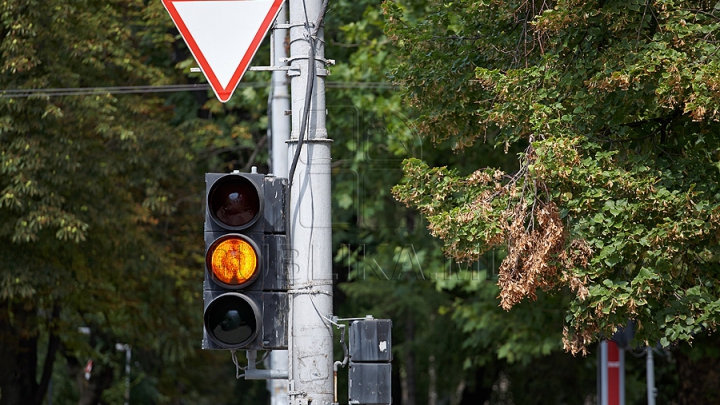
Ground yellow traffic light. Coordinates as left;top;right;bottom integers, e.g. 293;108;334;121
203;172;288;350
207;235;259;287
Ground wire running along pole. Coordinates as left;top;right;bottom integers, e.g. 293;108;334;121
287;0;330;188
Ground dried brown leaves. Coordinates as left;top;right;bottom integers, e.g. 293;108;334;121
497;200;566;310
562;326;596;356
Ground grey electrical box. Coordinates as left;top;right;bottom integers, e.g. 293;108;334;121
349;319;392;362
348;319;392;405
348;362;392;405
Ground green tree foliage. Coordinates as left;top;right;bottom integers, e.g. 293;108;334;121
389;0;720;356
326;2;487;402
328;1;599;403
0;0;201;403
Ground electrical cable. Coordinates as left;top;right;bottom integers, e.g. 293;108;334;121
339;323;348;367
0;83;217;98
230;349;271;379
287;0;330;188
301;0;310;29
0;81;394;98
308;295;334;332
627;346;648;358
306;293;341;327
255;350;271;364
231;350;246;379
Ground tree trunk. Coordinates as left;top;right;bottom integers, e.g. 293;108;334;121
401;317;416;405
0;301;57;405
458;366;495;405
450;380;466;405
675;347;720;405
428;355;437;405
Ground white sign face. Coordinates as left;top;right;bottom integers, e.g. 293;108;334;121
162;0;285;102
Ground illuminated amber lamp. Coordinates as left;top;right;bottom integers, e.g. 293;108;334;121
206;234;260;288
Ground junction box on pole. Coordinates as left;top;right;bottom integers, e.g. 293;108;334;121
348;319;393;405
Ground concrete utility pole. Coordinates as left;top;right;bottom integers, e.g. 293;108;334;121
268;3;290;405
287;0;333;403
646;346;656;405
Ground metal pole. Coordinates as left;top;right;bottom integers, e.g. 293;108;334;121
269;2;290;179
646;346;656;405
115;343;131;405
125;345;131;405
600;341;608;405
598;340;626;405
619;344;626;405
288;0;333;403
269;3;290;405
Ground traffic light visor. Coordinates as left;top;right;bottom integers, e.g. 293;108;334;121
208;175;261;229
207;235;259;288
204;293;260;348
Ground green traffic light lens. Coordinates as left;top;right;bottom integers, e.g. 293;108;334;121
208;175;261;229
204;293;260;348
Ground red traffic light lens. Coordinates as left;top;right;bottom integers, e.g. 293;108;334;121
207;235;260;288
208;175;261;229
204;293;260;348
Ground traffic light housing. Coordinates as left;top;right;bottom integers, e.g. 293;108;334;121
202;171;289;350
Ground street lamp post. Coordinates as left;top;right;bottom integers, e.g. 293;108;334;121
115;343;131;405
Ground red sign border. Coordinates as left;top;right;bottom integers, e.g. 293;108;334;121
162;0;285;102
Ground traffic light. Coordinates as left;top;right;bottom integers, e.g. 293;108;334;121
202;170;289;350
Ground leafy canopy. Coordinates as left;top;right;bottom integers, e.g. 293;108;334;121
389;0;720;353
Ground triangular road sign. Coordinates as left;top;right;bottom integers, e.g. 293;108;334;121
162;0;285;102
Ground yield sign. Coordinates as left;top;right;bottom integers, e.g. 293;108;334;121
162;0;285;102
